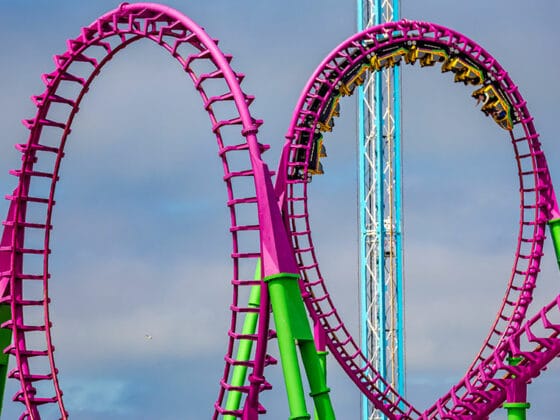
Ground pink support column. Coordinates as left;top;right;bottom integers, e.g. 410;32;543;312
504;352;530;420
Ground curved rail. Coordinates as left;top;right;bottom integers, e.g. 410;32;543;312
0;3;282;418
275;20;559;418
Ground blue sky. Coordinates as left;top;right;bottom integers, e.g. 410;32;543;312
0;1;559;419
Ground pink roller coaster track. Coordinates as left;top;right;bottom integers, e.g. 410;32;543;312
275;19;560;418
0;3;559;419
0;3;288;418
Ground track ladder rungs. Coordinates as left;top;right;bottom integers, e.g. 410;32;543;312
228;331;259;341
231;252;260;259
13;348;51;358
219;141;269;157
22;118;65;131
13;391;58;405
6;195;51;205
204;92;235;109
224;356;255;369
31;93;75;108
10;169;57;180
16;143;62;155
230;224;259;233
1;320;50;332
212;117;243;133
194;69;225;89
1;247;50;255
183;49;213;70
42;70;85;87
227;197;257;206
223;170;254;180
8;369;53;382
229;305;259;314
13;298;50;306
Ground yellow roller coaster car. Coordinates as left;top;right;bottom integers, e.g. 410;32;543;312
371;46;409;71
472;84;513;130
318;95;341;132
291;130;326;178
308;137;327;175
406;45;448;67
441;56;483;85
339;64;369;96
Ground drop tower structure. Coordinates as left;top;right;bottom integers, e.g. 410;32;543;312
357;1;405;419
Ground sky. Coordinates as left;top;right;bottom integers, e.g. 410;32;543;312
0;0;559;419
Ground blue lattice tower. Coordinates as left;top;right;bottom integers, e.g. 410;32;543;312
357;1;404;419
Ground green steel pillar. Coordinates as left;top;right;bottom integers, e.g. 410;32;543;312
265;272;335;420
316;350;328;385
504;402;530;420
549;218;560;269
313;350;329;420
313;323;329;420
0;304;11;415
300;341;332;420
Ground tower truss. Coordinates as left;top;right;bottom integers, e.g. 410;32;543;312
357;1;405;419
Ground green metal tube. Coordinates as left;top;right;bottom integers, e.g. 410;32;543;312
266;273;312;420
314;350;329;420
316;351;328;384
549;218;560;270
504;402;530;420
299;341;335;420
224;261;262;419
0;304;11;415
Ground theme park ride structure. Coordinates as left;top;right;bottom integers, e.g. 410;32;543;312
277;17;560;419
0;3;559;419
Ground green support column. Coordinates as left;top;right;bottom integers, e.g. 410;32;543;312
299;341;333;420
266;272;311;419
265;272;335;420
316;351;328;385
313;350;328;420
0;304;11;415
549;218;560;269
504;402;531;420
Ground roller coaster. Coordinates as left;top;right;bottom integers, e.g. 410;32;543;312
0;2;559;419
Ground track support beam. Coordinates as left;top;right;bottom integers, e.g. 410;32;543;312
548;218;560;269
503;356;530;420
0;304;11;416
504;402;530;420
265;273;335;420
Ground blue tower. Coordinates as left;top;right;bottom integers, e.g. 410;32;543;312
357;1;404;419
